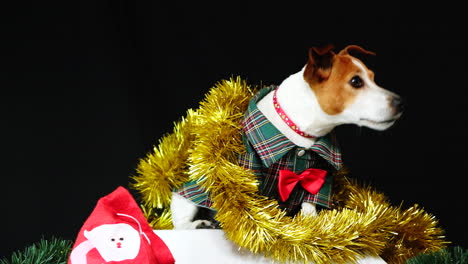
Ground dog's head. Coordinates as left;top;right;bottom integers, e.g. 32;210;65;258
303;45;403;130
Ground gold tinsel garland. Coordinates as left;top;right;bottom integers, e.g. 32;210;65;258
131;77;448;263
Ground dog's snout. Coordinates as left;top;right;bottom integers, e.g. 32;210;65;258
391;96;404;113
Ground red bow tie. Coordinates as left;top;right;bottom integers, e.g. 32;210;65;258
278;168;327;202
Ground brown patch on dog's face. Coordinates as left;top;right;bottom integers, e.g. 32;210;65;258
303;45;375;115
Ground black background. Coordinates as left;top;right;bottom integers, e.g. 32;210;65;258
1;1;467;257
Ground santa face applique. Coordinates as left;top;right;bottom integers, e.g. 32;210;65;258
84;223;141;262
70;223;142;263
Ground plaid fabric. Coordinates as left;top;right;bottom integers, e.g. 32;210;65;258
176;180;213;208
177;86;343;215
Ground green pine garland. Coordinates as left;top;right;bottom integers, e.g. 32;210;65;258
0;237;72;264
406;246;468;264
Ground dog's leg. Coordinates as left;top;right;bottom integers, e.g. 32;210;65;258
171;192;201;229
300;202;318;216
170;192;215;229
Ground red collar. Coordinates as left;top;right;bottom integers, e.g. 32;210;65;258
273;87;317;139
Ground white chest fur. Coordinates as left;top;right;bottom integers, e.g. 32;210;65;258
257;91;316;148
257;68;337;148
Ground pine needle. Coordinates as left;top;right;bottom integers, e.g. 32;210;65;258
1;237;72;264
406;246;468;264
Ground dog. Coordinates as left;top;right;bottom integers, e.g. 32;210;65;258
170;44;403;229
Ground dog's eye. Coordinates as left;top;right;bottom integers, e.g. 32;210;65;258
349;76;364;88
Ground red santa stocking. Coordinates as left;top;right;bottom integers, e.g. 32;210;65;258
68;186;174;264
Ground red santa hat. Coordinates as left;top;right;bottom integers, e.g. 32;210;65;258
68;186;174;264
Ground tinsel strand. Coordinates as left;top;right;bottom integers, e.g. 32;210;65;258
133;77;448;263
131;109;199;228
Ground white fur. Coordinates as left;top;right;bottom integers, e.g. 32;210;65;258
171;192;213;229
300;202;318;216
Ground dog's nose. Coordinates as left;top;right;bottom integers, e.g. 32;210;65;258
391;96;404;113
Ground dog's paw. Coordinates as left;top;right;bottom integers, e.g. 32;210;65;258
192;220;217;229
300;202;318;216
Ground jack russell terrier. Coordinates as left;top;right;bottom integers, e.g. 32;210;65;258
171;44;403;229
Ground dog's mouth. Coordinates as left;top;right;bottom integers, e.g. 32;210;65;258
359;117;397;125
358;113;402;130
360;112;403;125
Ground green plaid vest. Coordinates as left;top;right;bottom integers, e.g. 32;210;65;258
176;86;343;215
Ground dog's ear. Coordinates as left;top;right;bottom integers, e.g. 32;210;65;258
305;44;335;83
338;45;376;57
